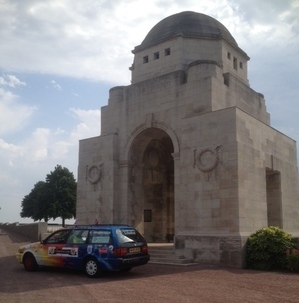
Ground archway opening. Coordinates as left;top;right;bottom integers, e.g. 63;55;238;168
128;128;174;242
266;168;282;228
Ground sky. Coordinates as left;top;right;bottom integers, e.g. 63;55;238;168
0;0;299;224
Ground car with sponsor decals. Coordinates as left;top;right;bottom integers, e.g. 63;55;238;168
16;224;150;277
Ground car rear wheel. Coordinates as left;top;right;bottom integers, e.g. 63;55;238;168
23;253;38;272
84;258;101;278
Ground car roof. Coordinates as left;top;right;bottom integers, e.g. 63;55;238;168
65;224;132;231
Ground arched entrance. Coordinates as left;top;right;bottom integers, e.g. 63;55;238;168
128;127;174;242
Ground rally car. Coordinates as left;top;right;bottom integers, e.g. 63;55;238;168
16;224;150;277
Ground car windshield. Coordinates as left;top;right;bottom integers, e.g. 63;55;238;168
116;228;145;244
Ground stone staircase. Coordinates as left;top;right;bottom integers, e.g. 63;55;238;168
148;243;194;266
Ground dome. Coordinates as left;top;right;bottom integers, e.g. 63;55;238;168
133;11;238;53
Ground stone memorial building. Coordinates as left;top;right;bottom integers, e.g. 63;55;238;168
76;11;299;267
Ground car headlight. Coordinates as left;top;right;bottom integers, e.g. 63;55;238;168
18;247;25;254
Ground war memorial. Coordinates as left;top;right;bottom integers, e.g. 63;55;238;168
75;11;299;267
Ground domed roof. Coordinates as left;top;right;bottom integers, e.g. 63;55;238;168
133;11;238;53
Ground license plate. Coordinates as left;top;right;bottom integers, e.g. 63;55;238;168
129;247;141;253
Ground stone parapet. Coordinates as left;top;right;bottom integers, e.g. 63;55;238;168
0;222;47;242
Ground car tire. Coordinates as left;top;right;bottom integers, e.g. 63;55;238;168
120;267;132;272
23;253;38;272
84;258;101;278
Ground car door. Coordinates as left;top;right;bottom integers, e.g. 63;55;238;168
38;229;71;268
63;229;90;269
87;229;115;270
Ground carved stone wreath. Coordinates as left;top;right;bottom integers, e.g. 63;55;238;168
196;148;219;172
88;164;102;184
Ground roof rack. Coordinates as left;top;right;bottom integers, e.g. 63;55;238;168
67;224;130;228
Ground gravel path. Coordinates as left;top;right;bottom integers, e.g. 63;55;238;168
1;231;299;303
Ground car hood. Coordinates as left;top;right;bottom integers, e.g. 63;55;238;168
19;242;40;251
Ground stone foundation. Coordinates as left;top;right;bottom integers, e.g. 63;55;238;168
175;234;248;267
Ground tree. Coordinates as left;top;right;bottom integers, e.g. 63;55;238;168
20;181;54;222
20;165;77;226
46;165;77;226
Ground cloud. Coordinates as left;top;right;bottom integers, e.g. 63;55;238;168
0;88;36;136
0;128;50;171
0;106;101;169
0;106;102;223
227;0;299;51
0;0;241;84
69;108;101;141
0;138;24;160
0;74;27;88
50;80;62;90
26;128;51;161
0;0;296;86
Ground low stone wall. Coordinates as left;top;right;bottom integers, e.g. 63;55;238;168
175;234;248;268
0;222;47;242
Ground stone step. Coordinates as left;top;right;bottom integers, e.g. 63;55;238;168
148;244;194;266
150;257;194;265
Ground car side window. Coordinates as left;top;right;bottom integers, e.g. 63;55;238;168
45;230;71;244
67;230;89;244
88;230;113;245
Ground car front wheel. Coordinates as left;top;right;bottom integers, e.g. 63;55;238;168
23;253;38;272
84;258;100;278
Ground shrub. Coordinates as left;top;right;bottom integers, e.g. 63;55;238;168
285;253;299;272
246;226;297;270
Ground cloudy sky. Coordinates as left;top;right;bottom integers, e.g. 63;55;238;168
0;0;299;224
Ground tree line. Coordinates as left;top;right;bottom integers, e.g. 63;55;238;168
20;165;76;226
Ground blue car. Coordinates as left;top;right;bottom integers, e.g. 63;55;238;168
16;224;150;277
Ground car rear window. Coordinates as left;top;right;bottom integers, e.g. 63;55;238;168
89;230;112;245
116;228;145;244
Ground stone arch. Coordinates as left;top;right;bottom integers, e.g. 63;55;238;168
126;126;176;242
124;121;180;161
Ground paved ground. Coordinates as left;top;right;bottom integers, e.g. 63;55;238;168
1;230;299;303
